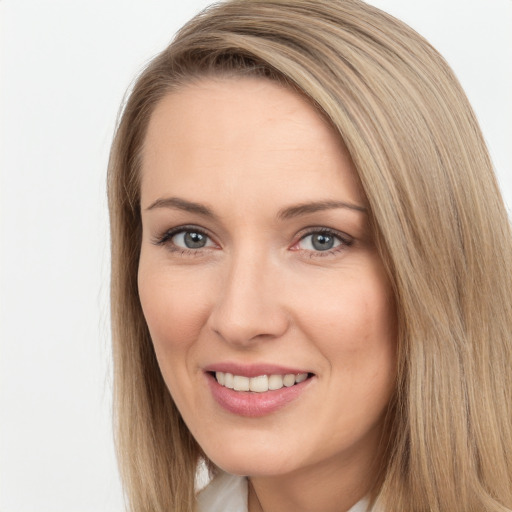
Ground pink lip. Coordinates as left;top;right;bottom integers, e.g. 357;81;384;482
203;362;311;378
204;364;315;418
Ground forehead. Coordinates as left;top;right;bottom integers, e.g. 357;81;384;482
140;77;364;210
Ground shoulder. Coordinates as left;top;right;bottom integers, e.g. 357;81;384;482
196;471;248;512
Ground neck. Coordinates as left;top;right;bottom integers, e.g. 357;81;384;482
248;479;264;512
247;440;383;512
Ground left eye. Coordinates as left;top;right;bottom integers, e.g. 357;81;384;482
171;230;215;249
297;232;344;251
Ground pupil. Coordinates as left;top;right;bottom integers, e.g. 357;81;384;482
312;233;334;251
184;232;206;248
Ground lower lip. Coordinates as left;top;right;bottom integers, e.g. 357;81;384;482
206;373;314;417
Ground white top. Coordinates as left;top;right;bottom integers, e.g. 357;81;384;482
196;471;371;512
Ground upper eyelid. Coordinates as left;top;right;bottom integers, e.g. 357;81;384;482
152;225;352;248
292;229;353;260
152;225;215;246
296;226;352;242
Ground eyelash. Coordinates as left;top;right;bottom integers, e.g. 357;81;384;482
152;225;353;258
152;225;215;256
293;227;353;258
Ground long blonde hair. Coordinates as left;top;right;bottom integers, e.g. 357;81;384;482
107;1;512;511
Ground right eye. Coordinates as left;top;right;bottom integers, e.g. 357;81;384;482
171;230;214;249
153;226;217;253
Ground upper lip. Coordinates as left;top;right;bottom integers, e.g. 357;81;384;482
203;362;313;378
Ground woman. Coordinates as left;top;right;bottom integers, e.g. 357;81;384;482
107;1;512;511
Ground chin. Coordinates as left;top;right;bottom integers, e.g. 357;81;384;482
213;459;293;478
203;440;304;478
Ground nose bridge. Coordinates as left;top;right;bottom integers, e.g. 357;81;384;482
208;244;288;346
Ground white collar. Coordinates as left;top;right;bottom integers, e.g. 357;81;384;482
196;471;372;512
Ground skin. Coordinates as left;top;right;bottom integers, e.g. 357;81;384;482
138;77;397;512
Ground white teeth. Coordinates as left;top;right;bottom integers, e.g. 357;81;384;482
268;374;284;390
295;373;308;383
249;375;268;393
224;372;234;389
233;375;250;391
214;372;309;392
283;374;296;387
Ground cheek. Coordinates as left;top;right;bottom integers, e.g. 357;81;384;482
137;264;211;355
295;268;397;384
300;277;394;343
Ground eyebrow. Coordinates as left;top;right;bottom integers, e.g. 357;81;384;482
277;200;367;220
145;196;367;220
145;197;217;218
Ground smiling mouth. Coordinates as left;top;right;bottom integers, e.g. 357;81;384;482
210;371;314;392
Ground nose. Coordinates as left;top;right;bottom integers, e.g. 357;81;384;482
207;250;290;347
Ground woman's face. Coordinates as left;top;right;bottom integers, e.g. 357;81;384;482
138;77;397;479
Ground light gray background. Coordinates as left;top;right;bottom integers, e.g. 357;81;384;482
1;1;510;511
